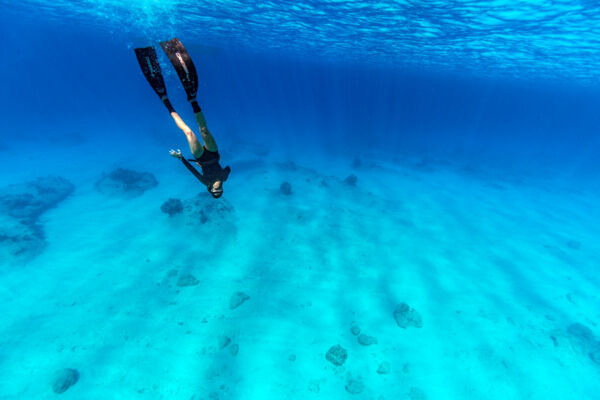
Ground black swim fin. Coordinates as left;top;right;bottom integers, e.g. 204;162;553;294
160;38;198;101
134;46;168;99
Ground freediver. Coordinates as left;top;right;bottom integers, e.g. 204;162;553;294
134;38;230;199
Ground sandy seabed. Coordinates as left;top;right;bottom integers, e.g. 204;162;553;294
0;139;598;400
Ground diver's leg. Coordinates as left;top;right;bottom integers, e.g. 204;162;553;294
168;106;204;158
190;100;218;152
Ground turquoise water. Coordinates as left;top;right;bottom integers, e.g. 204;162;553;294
1;1;599;399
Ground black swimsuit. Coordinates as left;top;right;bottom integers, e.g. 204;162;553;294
195;147;222;177
181;147;231;187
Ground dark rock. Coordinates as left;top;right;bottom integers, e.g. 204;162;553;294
357;334;378;346
377;361;390;374
176;273;199;287
0;176;74;222
344;174;358;186
229;292;250;309
566;240;581;250
394;302;423;329
160;198;183;217
182;193;234;226
218;335;231;349
0;177;74;262
589;342;600;365
280;181;292;195
51;368;79;394
229;344;239;356
567;323;595;346
288;354;296;362
345;378;364;394
350;324;360;336
95;168;158;198
325;344;347;366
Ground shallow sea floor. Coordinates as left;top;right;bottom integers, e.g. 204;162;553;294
0;141;599;400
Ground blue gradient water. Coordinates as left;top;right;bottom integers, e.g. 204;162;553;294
1;1;599;399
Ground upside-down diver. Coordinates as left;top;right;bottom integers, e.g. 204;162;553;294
134;38;231;199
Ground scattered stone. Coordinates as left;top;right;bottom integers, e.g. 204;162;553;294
308;380;320;393
95;168;158;198
566;322;600;365
325;344;348;366
230;292;250;309
402;363;411;374
377;362;390;374
280;181;292;195
51;368;79;394
182;193;234;226
350;324;360;336
344;174;358;186
567;323;595;347
288;354;296;362
345;378;364;394
218;335;231;349
160;198;184;217
0;176;74;221
358;334;378;346
176;273;199;287
566;240;581;250
0;176;74;262
229;344;239;356
589;342;600;365
408;387;427;400
394;302;423;329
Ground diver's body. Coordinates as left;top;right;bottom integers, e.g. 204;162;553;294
166;101;229;198
134;38;230;198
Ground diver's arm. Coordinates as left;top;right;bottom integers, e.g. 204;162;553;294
179;155;210;186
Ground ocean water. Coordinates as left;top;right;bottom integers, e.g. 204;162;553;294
1;1;600;399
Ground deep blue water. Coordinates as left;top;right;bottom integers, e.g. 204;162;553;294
2;1;600;178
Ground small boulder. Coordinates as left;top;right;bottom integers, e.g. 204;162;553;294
95;168;158;198
229;344;239;356
357;334;377;346
344;174;358;186
377;361;390;374
345;378;364;394
176;273;199;287
218;335;231;349
325;344;347;366
350;324;360;336
589;342;600;365
51;368;79;394
394;302;423;329
160;198;183;217
280;181;292;195
230;292;250;309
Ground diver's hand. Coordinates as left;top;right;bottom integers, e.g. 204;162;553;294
169;149;183;159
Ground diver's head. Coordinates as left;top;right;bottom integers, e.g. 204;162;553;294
209;180;223;198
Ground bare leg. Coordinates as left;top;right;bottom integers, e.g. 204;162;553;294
169;111;204;158
191;103;218;152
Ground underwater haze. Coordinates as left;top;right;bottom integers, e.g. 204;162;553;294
1;1;599;399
